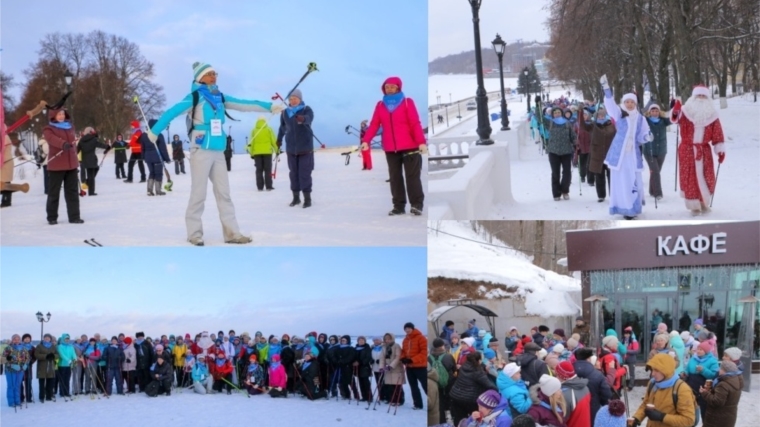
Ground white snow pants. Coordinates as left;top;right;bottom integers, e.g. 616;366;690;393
186;148;244;241
193;377;214;394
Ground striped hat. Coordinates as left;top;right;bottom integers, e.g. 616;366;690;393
193;61;215;82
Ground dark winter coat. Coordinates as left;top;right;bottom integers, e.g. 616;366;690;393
43;109;79;172
582;119;616;174
140;120;170;164
572;323;590;347
171;138;185;160
134;340;154;370
326;343;340;367
354;343;373;378
532;332;547;348
546;120;576;155
277;105;314;155
573;360;611;427
34;343;58;379
112;139;128;163
516;352;549;388
336;344;355;367
701;372;743;427
642;117;671;158
151;360;173;381
102;345;125;369
298;359;322;399
449;361;496;403
77;133;109;169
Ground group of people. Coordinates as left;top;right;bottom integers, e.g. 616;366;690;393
2;323;429;414
429;316;744;427
529;80;725;219
2;62;428;243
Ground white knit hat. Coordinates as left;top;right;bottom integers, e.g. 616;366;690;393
539;374;561;396
502;362;521;378
537;348;548;360
647;104;661;112
724;347;742;361
461;337;475;347
621;93;637;104
553;344;565;354
602;335;619;349
192;61;216;82
680;331;691;341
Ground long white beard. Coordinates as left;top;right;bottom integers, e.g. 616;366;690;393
682;97;718;127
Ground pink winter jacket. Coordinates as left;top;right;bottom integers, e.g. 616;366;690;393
362;76;426;153
269;364;287;389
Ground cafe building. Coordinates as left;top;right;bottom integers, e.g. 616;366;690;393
566;221;759;380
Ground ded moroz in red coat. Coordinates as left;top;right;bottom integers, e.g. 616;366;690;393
670;91;725;211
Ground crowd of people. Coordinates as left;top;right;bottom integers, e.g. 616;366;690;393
428;316;745;427
528;80;725;219
1;322;429;414
2;64;429;239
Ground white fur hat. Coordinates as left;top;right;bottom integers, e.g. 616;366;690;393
537;348;548;360
621;93;638;104
692;85;710;97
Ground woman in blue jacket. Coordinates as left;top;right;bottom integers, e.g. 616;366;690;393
146;61;283;246
496;363;532;417
276;89;315;208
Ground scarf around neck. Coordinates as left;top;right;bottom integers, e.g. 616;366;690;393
198;85;223;111
286;102;305;118
650;374;678;390
42;341;53;348
383;92;405;113
51;121;72;130
551;117;568;126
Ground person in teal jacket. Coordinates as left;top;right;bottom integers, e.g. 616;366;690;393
56;334;77;397
685;342;718;380
146;61;284;246
496;363;532;417
606;329;627;364
669;333;687;377
192;357;213;394
642;104;671;200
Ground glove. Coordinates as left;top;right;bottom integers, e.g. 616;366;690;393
276;141;282;150
645;408;665;422
599;74;610;91
270;104;285;114
419;144;428;154
146;130;158;143
63;142;73;151
627;418;641;427
46;353;55;360
670;98;676;109
718;152;725;164
401;358;412;365
295;115;305;124
360;142;369;151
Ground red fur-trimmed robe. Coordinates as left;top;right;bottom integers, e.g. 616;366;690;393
671;105;725;210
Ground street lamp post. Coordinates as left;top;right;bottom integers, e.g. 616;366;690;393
524;69;531;113
468;0;493;145
492;34;510;131
35;311;52;341
64;69;74;121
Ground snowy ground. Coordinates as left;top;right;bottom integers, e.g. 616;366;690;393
0;371;424;427
0;148;427;246
626;373;760;427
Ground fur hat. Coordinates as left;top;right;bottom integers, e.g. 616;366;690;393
692;84;710;97
680;331;691;341
524;342;541;353
21;333;32;342
192;61;215;82
575;348;593;361
555;361;576;381
723;347;742;361
720;360;738;373
538;374;561;396
657;323;668;333
602;335;619;349
476;389;502;410
621;93;638;104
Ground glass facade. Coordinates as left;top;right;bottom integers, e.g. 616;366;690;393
589;264;760;359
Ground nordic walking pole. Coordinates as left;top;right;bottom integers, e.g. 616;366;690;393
675;125;679;192
367;371;385;410
132;95;173;187
710;163;721;207
272;92;326;149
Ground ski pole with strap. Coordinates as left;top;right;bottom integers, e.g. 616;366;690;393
132;96;172;185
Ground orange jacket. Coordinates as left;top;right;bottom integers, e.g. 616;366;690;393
128;130;142;154
400;329;427;368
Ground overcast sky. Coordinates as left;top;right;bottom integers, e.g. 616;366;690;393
1;0;427;152
429;1;551;61
1;247;426;339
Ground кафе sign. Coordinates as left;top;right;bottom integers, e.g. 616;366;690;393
566;221;760;271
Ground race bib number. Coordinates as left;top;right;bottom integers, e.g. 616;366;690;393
210;119;222;136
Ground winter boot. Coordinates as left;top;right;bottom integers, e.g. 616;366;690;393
225;235;252;244
302;192;312;208
289;191;301;207
155;180;166;196
388;207;405;216
188;237;204;246
0;190;11;208
410;206;422;216
147;179;154;196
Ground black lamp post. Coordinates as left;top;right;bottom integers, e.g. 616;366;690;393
64;69;73;120
524;69;531;113
468;0;493;145
492;34;510;131
36;311;52;341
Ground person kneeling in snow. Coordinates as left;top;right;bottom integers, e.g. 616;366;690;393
192;356;213;394
244;354;266;395
145;61;283;246
298;352;326;400
146;355;173;397
268;354;288;398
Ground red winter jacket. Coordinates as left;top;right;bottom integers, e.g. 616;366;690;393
128;129;142;154
42;109;79;172
210;358;233;380
361;77;425;153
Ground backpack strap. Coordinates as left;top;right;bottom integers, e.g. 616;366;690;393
220;94;239;122
188;90;200;137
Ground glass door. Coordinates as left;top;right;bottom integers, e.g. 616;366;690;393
620;298;646;349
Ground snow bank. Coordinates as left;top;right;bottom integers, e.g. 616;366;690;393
428;221;581;316
1;150;427;246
